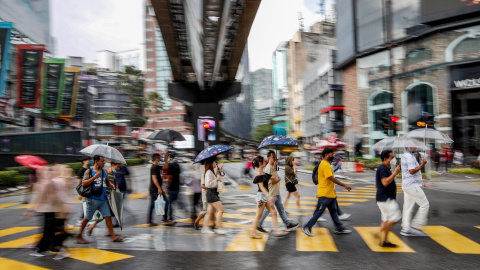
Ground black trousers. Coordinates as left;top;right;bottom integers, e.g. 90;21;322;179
36;213;70;252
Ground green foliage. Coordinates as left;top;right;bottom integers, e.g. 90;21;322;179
355;158;382;170
125;158;148;166
147;91;165;113
251;123;273;142
100;112;118;120
217;159;243;163
449;168;480;175
64;162;83;173
4;166;31;175
0;171;25;188
115;65;147;127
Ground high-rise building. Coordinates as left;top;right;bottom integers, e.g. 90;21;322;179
143;0;192;134
251;68;273;129
272;42;289;116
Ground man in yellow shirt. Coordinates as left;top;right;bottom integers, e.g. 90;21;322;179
303;148;352;236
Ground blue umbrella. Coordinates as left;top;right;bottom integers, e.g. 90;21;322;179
257;135;300;150
194;144;234;164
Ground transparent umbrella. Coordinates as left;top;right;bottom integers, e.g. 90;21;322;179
80;144;126;164
371;136;430;152
405;127;453;144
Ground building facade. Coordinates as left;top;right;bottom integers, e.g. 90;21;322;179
251;68;273;129
336;0;480;157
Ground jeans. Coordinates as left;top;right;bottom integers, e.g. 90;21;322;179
402;186;429;231
259;195;291;227
148;193;169;223
305;197;343;230
167;190;186;221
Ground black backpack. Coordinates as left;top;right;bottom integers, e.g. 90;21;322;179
312;163;319;185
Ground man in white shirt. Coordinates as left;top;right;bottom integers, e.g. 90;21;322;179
400;147;429;236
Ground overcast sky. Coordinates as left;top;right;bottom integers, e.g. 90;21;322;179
51;0;333;71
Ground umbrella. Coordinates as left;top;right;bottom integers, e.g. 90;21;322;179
194;144;233;164
257;135;300;150
148;129;186;142
80;144;126;164
108;190;124;229
14;155;48;170
405;127;453;144
371;136;430;152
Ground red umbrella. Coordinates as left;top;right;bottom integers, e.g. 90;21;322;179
14;155;48;170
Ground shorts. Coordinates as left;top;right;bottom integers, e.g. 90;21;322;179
377;199;401;222
206;188;220;203
256;192;268;202
85;197;111;220
286;182;297;193
200;190;208;214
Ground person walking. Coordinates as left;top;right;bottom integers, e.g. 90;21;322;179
283;156;301;208
302;148;352;237
115;164;132;198
75;155;124;243
164;152;187;222
251;156;288;239
201;157;228;235
258;151;298;232
75;157;91;226
453;149;464;168
374;150;402;247
194;162;210;230
400;147;429;236
147;153;173;226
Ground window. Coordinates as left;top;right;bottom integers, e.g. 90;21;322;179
147;58;153;62
146;38;152;42
453;37;480;55
355;0;385;52
175;106;183;110
407;83;434;127
369;91;393;132
406;48;432;66
372;92;392;105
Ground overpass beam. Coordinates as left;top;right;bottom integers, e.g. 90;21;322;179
168;81;241;106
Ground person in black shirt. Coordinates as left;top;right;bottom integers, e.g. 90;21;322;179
375;150;401;247
147;153;173;226
164;153;187;222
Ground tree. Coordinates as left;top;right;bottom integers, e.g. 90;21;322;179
116;65;147;127
100;112;118;120
251;123;273;142
147;91;165;113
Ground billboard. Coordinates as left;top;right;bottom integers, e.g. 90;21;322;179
193;103;220;150
58;68;79;118
16;44;44;107
41;58;65;114
421;0;480;24
0;22;13;97
0;0;50;46
74;79;88;120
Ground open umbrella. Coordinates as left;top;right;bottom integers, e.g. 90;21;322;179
148;129;186;142
80;144;126;164
257;135;300;150
108;190;124;229
14;155;48;170
194;145;233;164
371;135;430;152
405;127;453;144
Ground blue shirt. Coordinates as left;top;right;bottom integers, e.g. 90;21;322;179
401;151;422;190
89;167;107;201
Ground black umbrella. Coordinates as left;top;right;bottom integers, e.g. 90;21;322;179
148;129;186;142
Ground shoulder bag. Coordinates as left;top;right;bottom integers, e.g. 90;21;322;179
285;175;299;185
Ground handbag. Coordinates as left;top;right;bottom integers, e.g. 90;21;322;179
285;176;298;185
76;169;93;197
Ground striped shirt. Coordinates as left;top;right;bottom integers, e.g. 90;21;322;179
401;151;422;189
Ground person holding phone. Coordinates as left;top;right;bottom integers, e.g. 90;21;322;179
201;157;228;235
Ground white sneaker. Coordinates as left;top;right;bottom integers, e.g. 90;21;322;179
317;217;327;222
214;228;229;235
339;213;351;220
201;228;215;234
30;251;45;257
53;248;71;260
409;227;429;236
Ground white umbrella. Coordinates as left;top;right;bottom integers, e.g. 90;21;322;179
405;127;453;144
80;144;126;164
371;136;430;152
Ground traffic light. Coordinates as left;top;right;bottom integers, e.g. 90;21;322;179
381;117;390;135
202;122;210;140
390;116;399;135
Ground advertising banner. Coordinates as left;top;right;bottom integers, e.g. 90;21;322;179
0;98;15;120
0;22;13;97
41;58;65;114
16;44;44;107
58;68;79;118
74;79;87;120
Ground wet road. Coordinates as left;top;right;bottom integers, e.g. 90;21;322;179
0;162;479;269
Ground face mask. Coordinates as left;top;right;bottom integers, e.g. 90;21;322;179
390;158;397;168
113;169;117;173
88;161;93;166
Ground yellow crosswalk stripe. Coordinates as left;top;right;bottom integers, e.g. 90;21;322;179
336;194;376;198
65;248;134;264
235;185;252;191
286;203;352;210
223;212;272;221
476;226;480;229
422;226;480;254
126;192;148;200
174;219;248;229
290;199;366;205
225;228;269;251
0;257;51;270
0;202;21;209
16;204;34;209
0;233;42;248
235;208;311;216
297;182;316;187
467;181;480;184
0;227;39;237
354;227;415;253
296;228;338;252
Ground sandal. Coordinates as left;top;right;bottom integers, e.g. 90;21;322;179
112;236;125;242
250;234;262;239
74;236;91;244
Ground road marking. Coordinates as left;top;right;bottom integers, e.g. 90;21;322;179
422;226;480;254
0;257;51;270
297;182;316;187
467;181;480;184
0;202;21;209
286;203;352;209
0;227;39;237
235;185;252;191
355;227;415;253
476;226;480;230
336;198;368;202
296;228;338;252
15;204;34;209
0;233;42;248
132;223;172;228
225;228;269;251
223;212;272;222
175;219;249;229
126;192;148;200
336;194;376;198
65;248;134;264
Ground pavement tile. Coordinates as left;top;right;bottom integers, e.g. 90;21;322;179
296;228;338;252
354;227;415;253
0;257;51;270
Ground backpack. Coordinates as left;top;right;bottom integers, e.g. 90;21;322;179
312;163;319;185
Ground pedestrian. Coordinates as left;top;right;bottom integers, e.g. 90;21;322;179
283;156;301;208
302;147;352;237
443;147;453;170
75;155;124;243
258;151;298;233
163;151;187;222
251;155;288;239
453;149;463;168
242;157;253;181
189;163;203;222
400;147;429;236
115;164;132;198
194;162;210;230
333;152;343;172
374;150;402;247
433;148;441;172
201;157;228;234
75;157;91;226
147;153;173;226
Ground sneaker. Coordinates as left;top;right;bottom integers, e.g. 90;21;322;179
400;229;415;236
286;222;299;231
316;217;327;222
53;248;71;260
381;242;398;248
338;213;351;220
201;228;215;234
214;228;229;235
334;228;352;234
30;251;45;257
409;227;429;236
257;226;267;233
302;226;314;237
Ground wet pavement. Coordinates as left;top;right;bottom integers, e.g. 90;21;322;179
0;162;479;269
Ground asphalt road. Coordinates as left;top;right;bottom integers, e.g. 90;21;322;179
0;162;479;269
